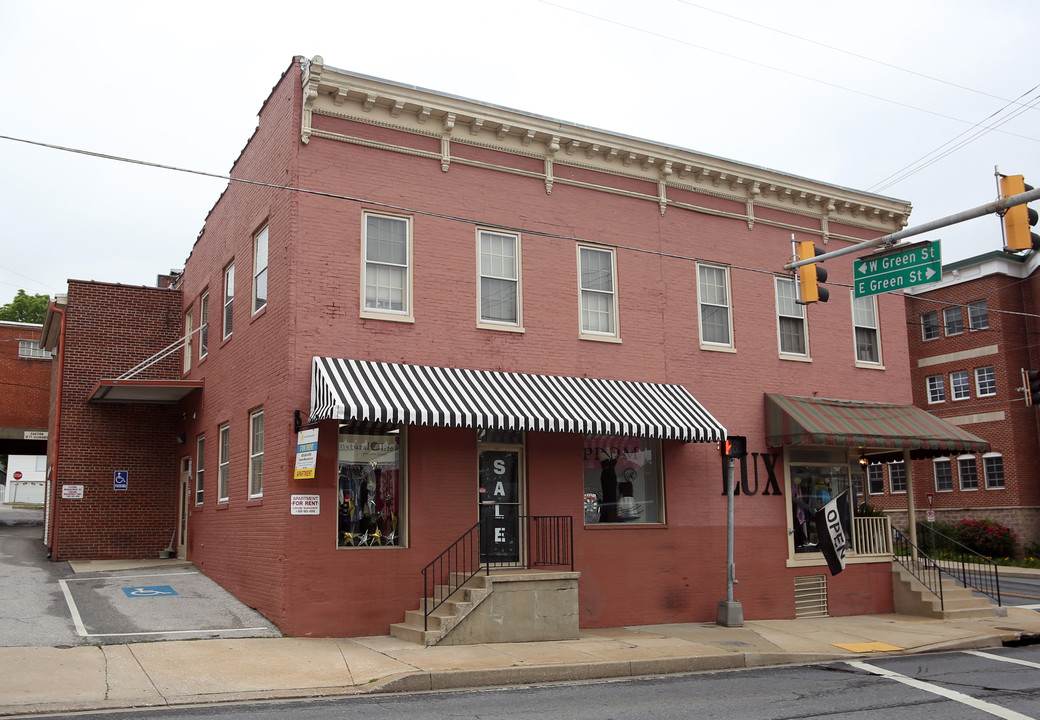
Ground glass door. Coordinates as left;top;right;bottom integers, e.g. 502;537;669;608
478;447;523;565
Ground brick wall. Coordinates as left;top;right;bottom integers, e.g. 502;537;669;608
0;322;50;431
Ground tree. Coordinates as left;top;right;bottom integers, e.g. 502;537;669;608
0;290;50;324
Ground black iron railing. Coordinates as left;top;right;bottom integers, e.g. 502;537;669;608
420;515;573;632
892;526;945;611
916;522;1001;606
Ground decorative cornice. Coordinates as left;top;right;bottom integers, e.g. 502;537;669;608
300;56;912;235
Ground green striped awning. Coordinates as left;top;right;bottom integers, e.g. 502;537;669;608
765;393;990;457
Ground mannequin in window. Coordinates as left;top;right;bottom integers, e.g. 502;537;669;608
598;448;618;522
618;467;638;521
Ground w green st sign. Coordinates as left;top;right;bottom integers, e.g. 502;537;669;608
854;240;942;298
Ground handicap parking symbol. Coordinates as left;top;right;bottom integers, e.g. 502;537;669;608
113;470;128;491
122;585;178;597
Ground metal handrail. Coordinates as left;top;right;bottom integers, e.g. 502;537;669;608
420;515;573;632
892;526;944;611
915;522;1001;606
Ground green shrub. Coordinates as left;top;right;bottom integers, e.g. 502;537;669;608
954;518;1016;558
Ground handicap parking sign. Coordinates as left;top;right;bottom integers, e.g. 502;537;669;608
122;585;178;598
114;470;128;491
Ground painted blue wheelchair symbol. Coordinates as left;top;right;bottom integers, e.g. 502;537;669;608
122;585;178;597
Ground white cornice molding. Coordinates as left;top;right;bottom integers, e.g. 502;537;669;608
300;56;911;235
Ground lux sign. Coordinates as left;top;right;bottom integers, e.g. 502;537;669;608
721;452;783;496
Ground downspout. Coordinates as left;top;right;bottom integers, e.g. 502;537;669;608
45;300;67;560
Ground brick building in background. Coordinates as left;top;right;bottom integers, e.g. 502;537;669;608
41;55;994;640
0;321;50;471
889;251;1040;548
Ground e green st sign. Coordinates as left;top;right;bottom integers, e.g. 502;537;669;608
854;241;942;298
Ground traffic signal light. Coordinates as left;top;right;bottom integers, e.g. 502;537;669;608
1023;369;1040;407
796;241;829;303
1001;175;1039;252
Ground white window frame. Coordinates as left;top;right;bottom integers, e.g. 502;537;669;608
248;409;264;499
199;292;209;359
253;224;268;314
477;229;523;330
361;212;413;321
958;455;978;490
867;464;884;495
195;435;205;505
950;370;971;401
933;457;953;492
983;453;1005;489
926;374;945;404
852;294;881;365
218;424;230;503
888;461;906;494
968;300;989;330
183;309;193;373
577;244;619;341
975;366;996;397
18;339;51;359
943;306;963;336
223;264;235;340
921;310;939;341
775;277;808;358
697;263;733;349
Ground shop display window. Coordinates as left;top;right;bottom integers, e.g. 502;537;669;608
789;449;850;554
337;428;402;547
583;436;662;524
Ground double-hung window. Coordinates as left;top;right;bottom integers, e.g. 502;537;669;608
926;375;945;404
478;230;521;328
852;295;880;364
943;306;963;335
921;311;939;340
218;424;230;503
363;213;411;319
975;366;996;396
578;245;618;339
184;310;193;373
195;435;205;505
934;458;953;491
199;292;209;359
775;277;807;356
223;264;235;339
867;464;884;495
968;300;989;330
697;264;732;348
253;225;268;313
958;456;978;490
249;409;264;498
950;370;971;400
888;461;906;493
983;453;1005;489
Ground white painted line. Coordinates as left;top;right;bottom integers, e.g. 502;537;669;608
78;627;272;638
1012;603;1040;610
62;570;199;582
964;649;1040;670
57;579;88;637
847;660;1034;720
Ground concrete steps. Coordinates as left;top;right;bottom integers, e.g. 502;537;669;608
892;563;998;619
390;573;493;646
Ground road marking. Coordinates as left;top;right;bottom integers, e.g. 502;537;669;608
964;649;1040;670
57;579;88;637
847;660;1034;720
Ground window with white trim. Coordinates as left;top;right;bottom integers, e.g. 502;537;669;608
958;456;978;490
253;225;268;313
697;264;732;347
199;292;209;359
921;311;939;341
934;458;953;491
195;435;205;505
223;264;235;339
983;453;1005;489
249;410;264;498
867;464;884;494
968;300;989;330
478;230;521;327
926;375;945;404
889;461;906;493
775;277;806;356
218;424;230;503
363;213;411;317
852;294;880;364
578;245;618;338
183;309;193;373
975;366;996;396
950;370;970;400
943;306;963;335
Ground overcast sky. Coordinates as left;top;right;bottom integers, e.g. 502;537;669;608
1;0;1037;308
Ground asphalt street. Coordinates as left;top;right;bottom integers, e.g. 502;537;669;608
0;506;281;647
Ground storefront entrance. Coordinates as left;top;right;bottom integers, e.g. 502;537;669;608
477;437;524;565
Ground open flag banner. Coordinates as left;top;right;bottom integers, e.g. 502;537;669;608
814;490;851;576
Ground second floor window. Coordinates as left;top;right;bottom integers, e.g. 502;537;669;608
697;264;732;347
249;410;264;498
184;310;193;373
975;366;996;396
18;340;51;359
950;370;970;400
921;311;939;340
199;292;209;359
253;225;268;313
927;375;945;404
196;435;205;505
578;245;617;338
478;230;521;327
363;213;410;317
968;300;989;330
223;264;235;339
943;306;963;335
775;278;806;356
852;295;880;363
218;424;230;502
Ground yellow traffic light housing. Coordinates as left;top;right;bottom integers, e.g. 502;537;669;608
1001;174;1039;252
796;241;829;303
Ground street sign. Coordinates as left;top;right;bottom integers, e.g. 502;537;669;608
854;240;941;298
114;470;128;491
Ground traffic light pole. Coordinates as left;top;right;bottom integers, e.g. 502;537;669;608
783;186;1040;271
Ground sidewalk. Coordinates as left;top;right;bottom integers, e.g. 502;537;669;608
4;608;1040;717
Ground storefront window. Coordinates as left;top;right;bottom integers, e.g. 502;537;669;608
337;429;402;547
789;449;850;554
583;436;662;524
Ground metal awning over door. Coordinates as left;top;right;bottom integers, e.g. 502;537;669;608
310;357;725;442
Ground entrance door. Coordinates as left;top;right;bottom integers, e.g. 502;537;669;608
478;447;523;565
177;457;190;559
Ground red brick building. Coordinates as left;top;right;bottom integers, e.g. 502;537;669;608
0;320;51;459
42;56;992;639
894;251;1040;547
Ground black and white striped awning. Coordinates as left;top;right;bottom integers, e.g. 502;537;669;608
310;357;725;442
